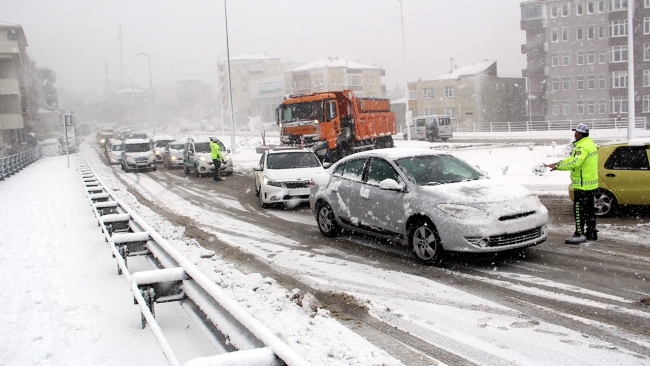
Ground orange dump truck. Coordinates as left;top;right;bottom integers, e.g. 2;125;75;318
276;90;397;162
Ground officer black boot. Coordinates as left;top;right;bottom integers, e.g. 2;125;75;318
586;229;598;241
565;232;586;245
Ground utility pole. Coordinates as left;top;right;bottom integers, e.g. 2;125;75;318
399;0;411;141
627;2;635;139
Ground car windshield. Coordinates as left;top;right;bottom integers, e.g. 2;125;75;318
395;155;484;185
129;134;148;139
280;100;323;123
266;152;321;169
194;142;211;153
124;143;151;153
169;143;184;150
111;144;122;151
155;140;173;147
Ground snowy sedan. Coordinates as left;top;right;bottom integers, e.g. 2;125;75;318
310;148;548;265
254;148;326;209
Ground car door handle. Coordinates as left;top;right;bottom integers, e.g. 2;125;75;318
605;173;615;177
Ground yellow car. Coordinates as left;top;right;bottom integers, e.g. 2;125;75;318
569;138;650;216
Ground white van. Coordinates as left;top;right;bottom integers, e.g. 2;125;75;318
404;115;453;142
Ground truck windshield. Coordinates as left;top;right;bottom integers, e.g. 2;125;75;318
124;143;151;153
281;101;323;123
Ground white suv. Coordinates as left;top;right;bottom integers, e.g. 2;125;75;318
120;139;157;172
254;148;326;208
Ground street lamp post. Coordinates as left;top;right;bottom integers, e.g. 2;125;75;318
217;53;226;134
224;0;236;153
137;53;156;136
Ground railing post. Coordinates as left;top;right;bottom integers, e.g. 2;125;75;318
0;158;5;180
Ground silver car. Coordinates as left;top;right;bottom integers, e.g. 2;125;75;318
309;149;549;265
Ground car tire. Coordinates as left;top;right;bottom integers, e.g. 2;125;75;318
184;166;190;175
594;189;617;217
152;167;157;172
316;201;341;237
409;219;443;266
441;137;449;142
258;189;270;208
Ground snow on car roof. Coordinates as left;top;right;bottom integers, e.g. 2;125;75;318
124;138;150;144
267;147;312;154
152;135;174;141
343;148;451;161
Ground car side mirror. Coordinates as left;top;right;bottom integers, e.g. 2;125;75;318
253;166;262;172
227;148;231;153
379;179;403;191
322;162;332;169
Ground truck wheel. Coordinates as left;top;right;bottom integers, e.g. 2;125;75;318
385;136;395;148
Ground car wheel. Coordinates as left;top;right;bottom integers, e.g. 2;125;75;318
409;219;443;265
316;201;341;237
594;189;617;217
441;137;449;142
152;167;157;172
184;166;190;175
121;163;125;171
258;189;270;208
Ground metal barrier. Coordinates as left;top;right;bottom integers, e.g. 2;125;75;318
455;117;648;133
78;153;308;366
0;147;42;181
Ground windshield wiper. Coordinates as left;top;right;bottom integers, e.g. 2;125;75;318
424;182;442;186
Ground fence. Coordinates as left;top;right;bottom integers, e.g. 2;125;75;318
455;117;648;133
0;147;42;181
79;154;308;366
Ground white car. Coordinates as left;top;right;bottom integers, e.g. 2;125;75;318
106;140;122;165
309;148;549;265
254;148;326;209
120;139;157;172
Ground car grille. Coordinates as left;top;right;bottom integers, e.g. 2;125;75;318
465;227;543;247
283;181;310;189
135;157;148;162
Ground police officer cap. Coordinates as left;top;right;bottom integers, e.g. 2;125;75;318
572;123;589;133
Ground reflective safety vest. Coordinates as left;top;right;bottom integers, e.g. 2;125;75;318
556;136;598;190
210;141;223;160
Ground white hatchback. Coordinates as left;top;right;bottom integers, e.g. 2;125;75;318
254;148;326;209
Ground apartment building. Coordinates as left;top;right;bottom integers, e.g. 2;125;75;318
217;54;283;127
521;0;650;122
285;57;386;98
407;60;527;125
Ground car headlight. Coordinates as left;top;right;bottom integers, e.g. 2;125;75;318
199;156;207;161
224;153;231;162
149;155;156;162
437;204;488;220
170;156;176;160
100;138;106;144
155;149;161;155
262;175;282;187
126;156;135;163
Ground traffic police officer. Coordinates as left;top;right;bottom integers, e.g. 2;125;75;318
209;138;224;181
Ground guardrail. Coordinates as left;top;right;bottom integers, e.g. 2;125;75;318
0;147;42;181
78;153;308;366
455;117;648;133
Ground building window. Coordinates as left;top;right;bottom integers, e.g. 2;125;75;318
423;87;433;99
577;76;585;90
366;76;375;85
332;76;337;85
551;5;559;17
598;0;606;12
610;20;627;37
645;18;650;34
598;25;606;38
348;75;361;86
408;88;417;100
552;53;560;66
552;29;559;42
562;52;570;66
250;63;262;71
562;28;569;42
251;73;262;80
562;3;570;16
645;70;650;87
552;77;560;91
599;75;606;89
610;0;627;11
576;27;584;40
424;108;434;115
588;100;596;114
645;44;650;61
445;108;457;119
646;0;650;8
612;71;627;88
319;76;324;86
444;86;456;98
563;104;570;115
644;96;650;112
553;104;560;115
587;51;596;64
587;26;595;39
268;64;275;70
577;101;585;115
589;75;596;89
577;52;585;65
587;1;595;13
241;86;248;93
611;96;628;113
577;2;584;15
241;76;247;82
599;51;607;64
599;100;607;114
610;45;628;62
563;77;571;90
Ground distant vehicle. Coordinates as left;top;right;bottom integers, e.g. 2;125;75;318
569;138;650;216
277;90;396;163
96;131;114;146
310;148;548;265
151;136;175;163
162;141;185;169
106;140;123;165
183;138;233;177
404;115;453;142
120;138;156;173
127;132;149;141
254;148;327;209
40;138;62;156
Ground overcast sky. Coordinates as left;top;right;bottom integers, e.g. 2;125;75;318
2;0;526;95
